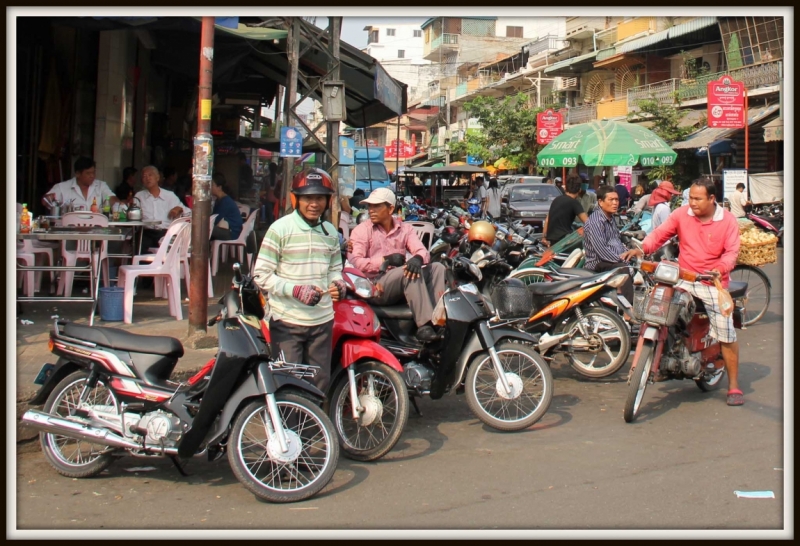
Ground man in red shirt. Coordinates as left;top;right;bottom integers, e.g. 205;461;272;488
633;178;744;406
348;188;447;341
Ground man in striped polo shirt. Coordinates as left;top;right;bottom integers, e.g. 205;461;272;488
253;169;346;392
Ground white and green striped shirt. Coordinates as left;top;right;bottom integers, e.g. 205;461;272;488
253;211;343;326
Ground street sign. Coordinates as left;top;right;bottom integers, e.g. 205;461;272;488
339;136;355;165
723;168;748;200
279;126;303;157
385;139;416;159
466;155;483;165
536;109;564;145
707;76;746;129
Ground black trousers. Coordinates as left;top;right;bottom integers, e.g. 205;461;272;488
141;228;168;254
590;260;634;306
269;318;334;392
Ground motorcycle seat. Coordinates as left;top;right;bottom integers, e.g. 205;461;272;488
371;304;415;320
62;323;184;358
526;276;592;297
728;281;747;299
554;268;595;278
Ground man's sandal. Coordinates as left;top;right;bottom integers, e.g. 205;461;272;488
727;389;745;406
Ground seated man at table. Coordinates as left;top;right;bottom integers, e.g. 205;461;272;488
135;165;191;252
43;156;118;212
210;174;243;241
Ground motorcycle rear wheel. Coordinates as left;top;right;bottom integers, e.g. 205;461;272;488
695;367;726;392
40;371;119;478
228;394;339;503
558;307;631;378
329;361;409;462
465;341;553;431
623;341;655;423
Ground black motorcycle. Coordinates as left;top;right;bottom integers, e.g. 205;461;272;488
342;257;553;431
22;264;339;503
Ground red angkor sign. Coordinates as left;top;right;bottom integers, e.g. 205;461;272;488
536;109;564;145
707;76;746;129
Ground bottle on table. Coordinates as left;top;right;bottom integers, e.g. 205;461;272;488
102;197;111;217
90;197;98;213
118;205;127;221
20;203;31;233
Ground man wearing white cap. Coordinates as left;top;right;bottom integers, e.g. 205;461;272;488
348;188;447;341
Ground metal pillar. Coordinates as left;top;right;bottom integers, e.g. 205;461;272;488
444;92;450;165
281;18;300;215
326;17;342;230
188;16;214;336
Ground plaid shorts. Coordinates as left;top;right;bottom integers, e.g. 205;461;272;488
676;280;736;343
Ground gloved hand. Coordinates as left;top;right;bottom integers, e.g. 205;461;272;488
292;285;322;306
330;279;347;301
383;253;406;267
405;255;423;277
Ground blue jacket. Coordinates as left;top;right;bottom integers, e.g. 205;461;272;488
213;195;244;239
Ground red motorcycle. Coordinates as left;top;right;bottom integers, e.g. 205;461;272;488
623;260;747;423
261;297;409;461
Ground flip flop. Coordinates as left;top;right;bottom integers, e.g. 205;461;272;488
727;389;745;406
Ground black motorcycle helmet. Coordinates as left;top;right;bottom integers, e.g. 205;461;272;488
441;225;461;245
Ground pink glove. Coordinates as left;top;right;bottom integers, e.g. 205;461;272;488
292;285;321;306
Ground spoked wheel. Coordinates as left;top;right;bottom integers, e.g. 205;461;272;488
465;341;553;431
510;268;551;285
730;264;771;326
559;307;631;378
623;341;655;423
40;371;119;478
228;394;339;503
330;361;409;461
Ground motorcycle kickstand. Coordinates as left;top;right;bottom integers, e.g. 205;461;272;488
169;455;191;477
410;396;423;416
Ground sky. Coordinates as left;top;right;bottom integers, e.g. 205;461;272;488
316;17;428;50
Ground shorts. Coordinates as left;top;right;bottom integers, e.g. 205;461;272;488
676;280;736;343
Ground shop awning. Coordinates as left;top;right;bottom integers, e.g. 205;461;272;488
544;51;599;76
763;117;784;142
671;104;780;150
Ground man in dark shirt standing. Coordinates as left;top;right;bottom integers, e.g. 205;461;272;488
543;175;588;246
583;185;637;305
614;175;631;209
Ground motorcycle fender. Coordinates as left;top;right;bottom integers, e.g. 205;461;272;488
340;339;403;373
28;358;80;406
451;327;539;391
641;325;661;341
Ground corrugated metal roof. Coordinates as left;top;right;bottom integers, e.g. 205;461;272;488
616;17;717;54
595;47;616;61
544;50;598;74
672;104;780;149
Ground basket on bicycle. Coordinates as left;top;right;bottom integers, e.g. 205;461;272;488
491;278;533;319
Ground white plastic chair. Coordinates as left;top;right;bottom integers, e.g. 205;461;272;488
58;212;110;297
562;248;584;268
408;221;436;251
17;248;37;296
211;210;258;276
17;239;55;292
117;222;190;324
236;201;251;220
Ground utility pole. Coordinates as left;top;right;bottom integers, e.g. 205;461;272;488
396;115;401;174
326;17;342;230
444;91;451;164
281;18;300;215
188;16;214;339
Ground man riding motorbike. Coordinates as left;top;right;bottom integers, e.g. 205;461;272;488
253;168;346;392
347;188;447;341
630;178;743;406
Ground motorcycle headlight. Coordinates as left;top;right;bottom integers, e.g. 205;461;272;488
653;263;680;284
346;272;374;298
432;294;447;326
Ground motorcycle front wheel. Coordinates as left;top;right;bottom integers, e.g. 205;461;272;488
623;340;655;423
40;371;120;478
329;361;409;462
558;306;631;378
465;341;553;431
228;393;339;503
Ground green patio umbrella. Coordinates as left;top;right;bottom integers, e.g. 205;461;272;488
537;120;677;168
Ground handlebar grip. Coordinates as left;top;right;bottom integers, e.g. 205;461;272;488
232;263;243;284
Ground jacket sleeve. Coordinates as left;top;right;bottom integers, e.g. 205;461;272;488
716;217;741;275
253;227;294;297
642;209;679;255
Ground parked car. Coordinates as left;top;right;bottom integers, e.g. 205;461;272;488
500;183;563;228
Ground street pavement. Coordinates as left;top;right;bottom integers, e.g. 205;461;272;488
12;252;787;536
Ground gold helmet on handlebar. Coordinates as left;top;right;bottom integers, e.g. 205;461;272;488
468;220;496;246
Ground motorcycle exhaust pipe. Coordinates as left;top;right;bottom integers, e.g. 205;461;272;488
21;410;179;455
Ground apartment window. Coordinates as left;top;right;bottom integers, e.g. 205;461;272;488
414;29;422;38
506;26;523;38
368;29;379;44
386;28;396;37
398;50;405;59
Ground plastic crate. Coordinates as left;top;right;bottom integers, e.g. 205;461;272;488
98;286;125;321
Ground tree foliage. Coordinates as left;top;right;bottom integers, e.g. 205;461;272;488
450;93;543;171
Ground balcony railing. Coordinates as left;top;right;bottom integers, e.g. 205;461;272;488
526;35;565;56
625;60;782;113
428;33;459;52
567;104;597;125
